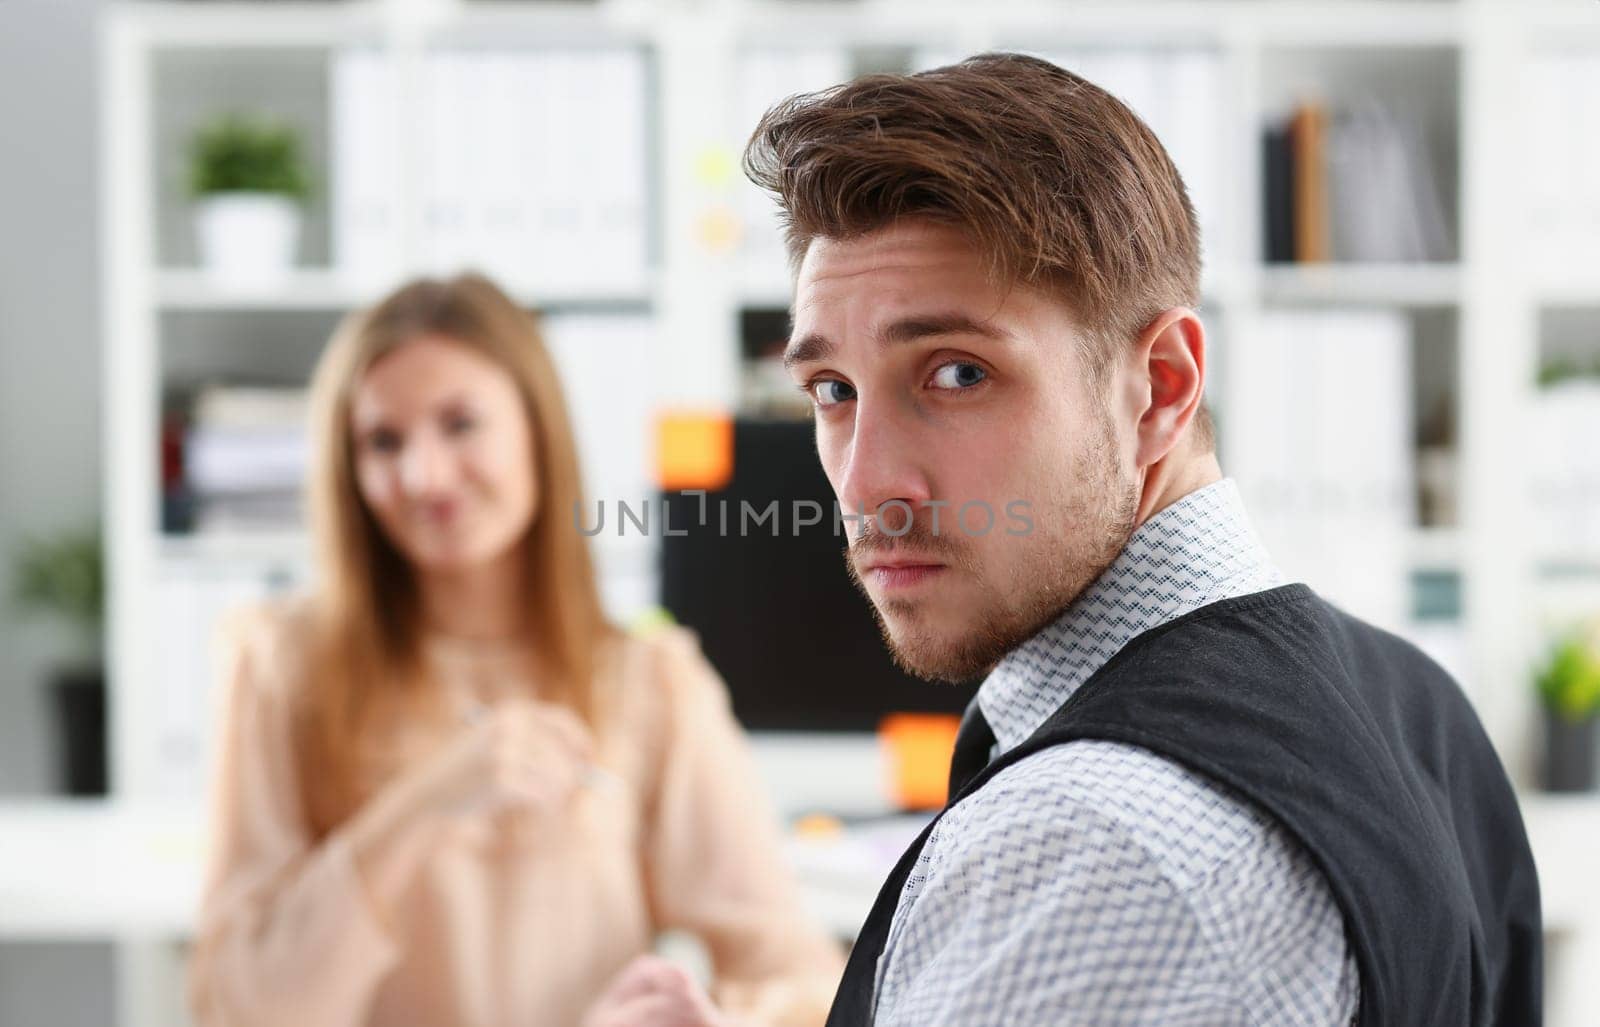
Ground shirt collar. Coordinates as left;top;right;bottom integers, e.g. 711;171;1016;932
977;477;1286;752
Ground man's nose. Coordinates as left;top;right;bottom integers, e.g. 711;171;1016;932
835;399;934;532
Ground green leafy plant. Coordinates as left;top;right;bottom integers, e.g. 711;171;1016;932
1536;625;1600;723
1537;355;1600;388
11;529;104;657
188;114;311;201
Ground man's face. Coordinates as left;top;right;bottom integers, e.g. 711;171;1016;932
787;221;1141;682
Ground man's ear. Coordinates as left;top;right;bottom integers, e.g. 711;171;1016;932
1131;307;1206;469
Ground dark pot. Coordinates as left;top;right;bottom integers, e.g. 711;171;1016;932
1542;707;1598;793
50;665;107;796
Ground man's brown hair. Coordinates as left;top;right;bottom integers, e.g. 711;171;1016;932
743;51;1213;449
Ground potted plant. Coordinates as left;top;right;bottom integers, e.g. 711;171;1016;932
1535;622;1600;792
11;529;106;796
188;113;311;285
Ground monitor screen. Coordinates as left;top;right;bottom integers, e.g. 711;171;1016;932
658;418;973;731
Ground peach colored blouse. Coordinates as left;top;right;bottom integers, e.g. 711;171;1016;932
187;599;844;1027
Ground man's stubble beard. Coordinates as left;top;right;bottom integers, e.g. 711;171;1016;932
845;423;1139;684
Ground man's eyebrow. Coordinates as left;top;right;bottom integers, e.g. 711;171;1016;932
783;332;832;370
783;313;1012;370
879;313;1012;346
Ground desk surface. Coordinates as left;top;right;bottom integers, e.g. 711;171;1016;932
0;795;1593;941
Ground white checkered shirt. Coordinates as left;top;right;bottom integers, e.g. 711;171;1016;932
872;478;1361;1026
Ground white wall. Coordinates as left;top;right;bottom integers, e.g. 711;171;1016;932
0;0;105;794
0;1;114;1024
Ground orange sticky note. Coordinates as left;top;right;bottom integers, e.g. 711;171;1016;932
655;410;734;491
880;713;962;811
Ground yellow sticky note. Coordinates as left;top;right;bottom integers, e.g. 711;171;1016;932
693;145;737;187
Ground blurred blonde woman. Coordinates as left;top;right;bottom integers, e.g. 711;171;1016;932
187;273;844;1027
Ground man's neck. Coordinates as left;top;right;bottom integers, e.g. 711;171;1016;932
979;475;1284;749
1135;450;1224;528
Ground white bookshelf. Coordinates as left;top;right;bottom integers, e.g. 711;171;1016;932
91;1;1599;1024
154;267;660;310
1258;263;1465;306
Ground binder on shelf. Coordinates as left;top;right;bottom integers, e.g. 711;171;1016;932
1166;50;1227;266
421;52;472;275
1237;308;1415;632
1327;101;1451;264
331;48;403;286
1525;52;1600;276
593;48;650;283
536;51;580;282
156;568;289;800
477;51;532;290
1529;379;1600;558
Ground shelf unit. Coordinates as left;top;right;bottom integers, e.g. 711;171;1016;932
91;2;1599;1025
154;267;661;311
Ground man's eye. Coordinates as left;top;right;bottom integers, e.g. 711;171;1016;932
931;362;987;390
810;379;856;407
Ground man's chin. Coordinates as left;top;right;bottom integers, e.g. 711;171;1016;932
878;615;1006;685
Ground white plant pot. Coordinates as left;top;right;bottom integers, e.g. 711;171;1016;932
195;193;302;286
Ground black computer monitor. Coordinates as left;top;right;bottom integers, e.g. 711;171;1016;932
658;418;972;731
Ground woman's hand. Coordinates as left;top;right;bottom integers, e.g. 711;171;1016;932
345;698;597;928
360;696;588;850
582;956;730;1027
410;697;597;819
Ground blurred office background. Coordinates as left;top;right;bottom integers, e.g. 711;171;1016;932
1;0;1598;1023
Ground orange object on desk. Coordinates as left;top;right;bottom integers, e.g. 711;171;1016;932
879;712;963;810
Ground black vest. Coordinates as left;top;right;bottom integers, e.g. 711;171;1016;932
828;584;1542;1026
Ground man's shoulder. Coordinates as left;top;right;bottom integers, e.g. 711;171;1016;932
931;739;1287;890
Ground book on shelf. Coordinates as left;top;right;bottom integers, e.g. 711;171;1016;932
1264;97;1452;265
1263;121;1296;263
174;385;310;536
1290;100;1330;263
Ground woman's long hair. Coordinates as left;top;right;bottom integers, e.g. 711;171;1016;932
297;272;616;834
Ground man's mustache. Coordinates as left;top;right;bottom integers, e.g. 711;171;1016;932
846;515;968;565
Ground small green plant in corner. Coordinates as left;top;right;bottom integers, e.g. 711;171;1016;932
188;113;311;201
11;528;104;658
1536;354;1600;389
1536;623;1600;724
